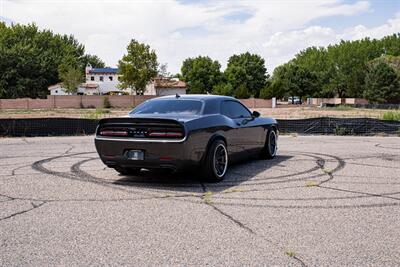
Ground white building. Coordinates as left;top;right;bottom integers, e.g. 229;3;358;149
48;65;186;96
48;83;71;95
84;65;130;95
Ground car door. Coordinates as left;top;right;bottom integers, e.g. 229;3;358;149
221;100;262;158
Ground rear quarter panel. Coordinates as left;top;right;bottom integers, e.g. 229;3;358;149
183;115;277;162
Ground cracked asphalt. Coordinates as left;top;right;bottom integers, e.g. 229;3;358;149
0;135;399;266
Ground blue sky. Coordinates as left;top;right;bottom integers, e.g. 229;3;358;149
1;0;399;73
313;0;400;30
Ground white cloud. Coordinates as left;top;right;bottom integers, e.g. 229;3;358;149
343;12;400;40
2;0;398;74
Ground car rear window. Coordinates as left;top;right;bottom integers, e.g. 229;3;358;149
130;99;203;115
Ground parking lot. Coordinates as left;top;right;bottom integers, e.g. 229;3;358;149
1;135;399;266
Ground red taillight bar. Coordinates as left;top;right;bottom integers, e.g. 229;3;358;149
148;131;183;138
99;130;128;136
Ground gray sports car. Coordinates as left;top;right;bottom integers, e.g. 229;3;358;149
95;94;278;181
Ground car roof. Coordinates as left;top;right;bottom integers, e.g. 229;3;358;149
154;94;236;102
137;94;245;115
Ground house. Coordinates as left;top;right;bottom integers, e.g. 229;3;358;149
48;84;71;95
48;65;187;96
84;65;129;95
145;76;187;96
78;83;100;95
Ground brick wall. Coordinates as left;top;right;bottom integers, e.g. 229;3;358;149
310;98;369;106
0;96;273;110
239;98;272;108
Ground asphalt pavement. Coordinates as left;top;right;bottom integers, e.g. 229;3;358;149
0;135;399;266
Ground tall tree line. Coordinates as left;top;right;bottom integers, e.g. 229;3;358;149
179;34;400;103
0;22;104;98
264;34;400;103
180;52;268;98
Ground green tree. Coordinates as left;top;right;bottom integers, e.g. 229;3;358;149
158;63;171;77
260;79;285;99
271;63;318;103
81;54;105;69
118;39;158;95
269;35;400;99
0;22;104;98
212;82;233;96
224;52;267;97
180;56;221;94
368;55;400;73
59;66;83;94
234;84;250;98
364;63;400;103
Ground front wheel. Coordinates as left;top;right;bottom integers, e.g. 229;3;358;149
260;129;277;159
203;140;229;182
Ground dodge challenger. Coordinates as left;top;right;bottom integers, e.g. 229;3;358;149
94;94;278;181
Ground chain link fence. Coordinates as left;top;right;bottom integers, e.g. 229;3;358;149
0;117;399;137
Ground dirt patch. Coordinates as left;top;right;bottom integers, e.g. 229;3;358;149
0;106;394;119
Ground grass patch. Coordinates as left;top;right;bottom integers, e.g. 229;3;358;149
306;181;318;187
322;168;332;174
381;111;400;121
325;105;354;111
285;250;296;258
203;191;213;204
81;108;111;120
222;188;247;193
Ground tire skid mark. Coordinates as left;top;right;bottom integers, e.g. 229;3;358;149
29;150;400;209
32;152;193;198
214;191;400;202
375;143;400;150
318;185;400;201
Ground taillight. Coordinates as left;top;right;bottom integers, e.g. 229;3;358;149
99;128;129;137
148;130;183;138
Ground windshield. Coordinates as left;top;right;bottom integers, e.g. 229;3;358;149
130;99;203;115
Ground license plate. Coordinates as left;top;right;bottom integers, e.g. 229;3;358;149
127;150;144;160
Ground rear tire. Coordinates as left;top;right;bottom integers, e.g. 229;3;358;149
260;129;277;159
202;139;228;182
114;166;141;175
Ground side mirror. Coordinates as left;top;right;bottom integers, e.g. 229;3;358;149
252;111;260;118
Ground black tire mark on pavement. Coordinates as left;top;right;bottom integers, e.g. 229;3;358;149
214;191;400;202
318;185;400;201
30;150;400;209
375;143;400;150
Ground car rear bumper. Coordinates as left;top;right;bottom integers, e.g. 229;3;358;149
94;136;199;172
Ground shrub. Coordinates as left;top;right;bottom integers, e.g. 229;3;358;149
235;84;250;99
81;108;110;120
212;82;233;96
103;97;112;108
381;111;400;121
364;63;400;103
334;125;348;135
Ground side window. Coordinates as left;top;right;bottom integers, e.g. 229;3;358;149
221;101;251;119
99;76;104;82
